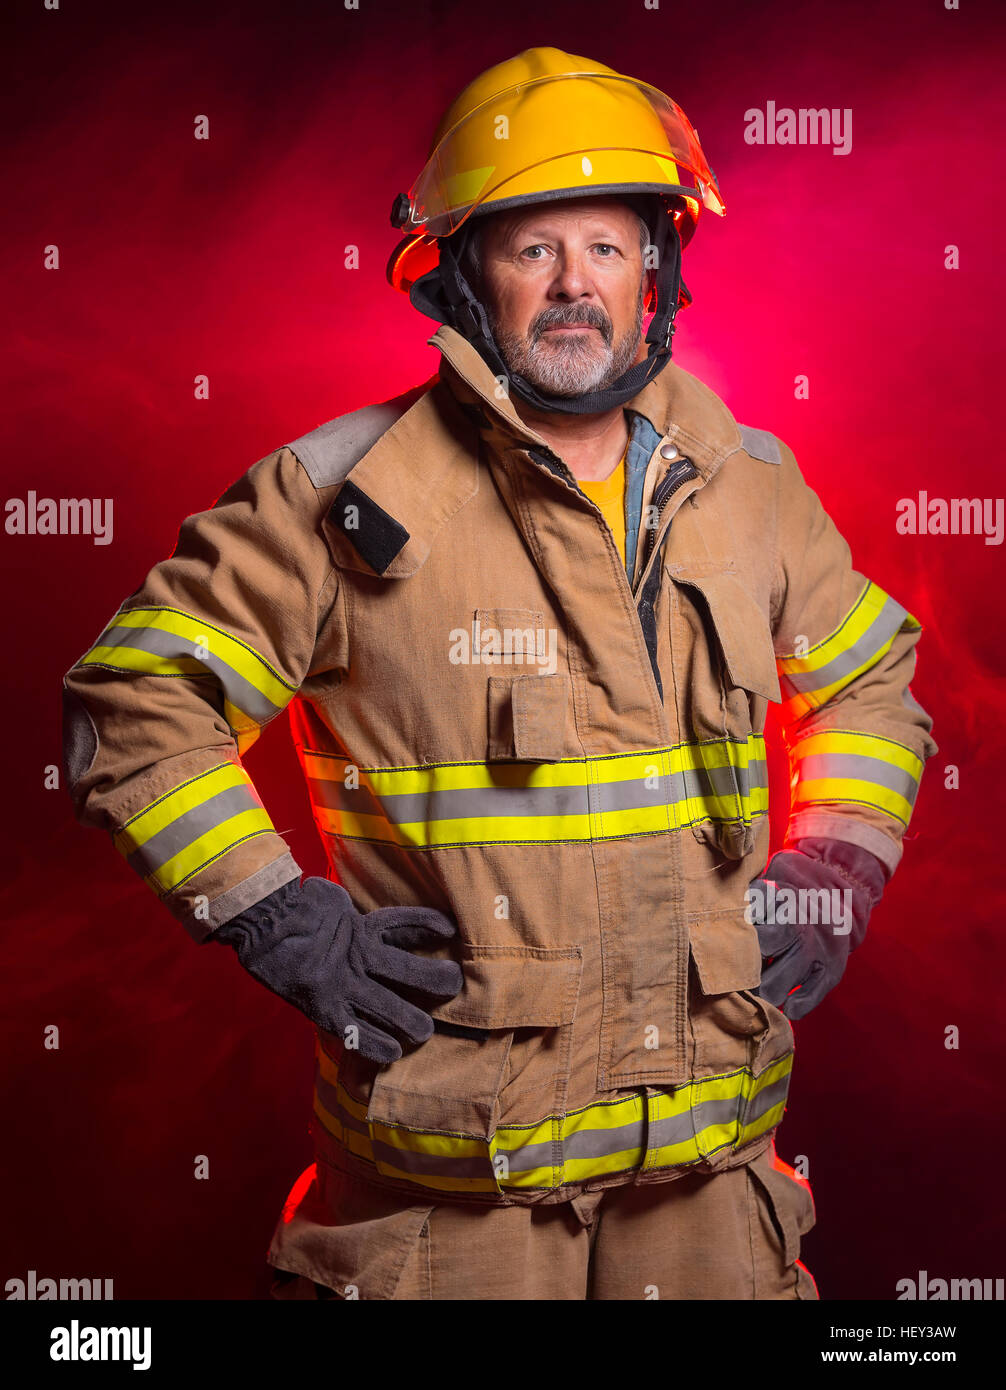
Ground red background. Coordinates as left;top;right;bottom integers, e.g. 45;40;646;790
3;0;1004;1299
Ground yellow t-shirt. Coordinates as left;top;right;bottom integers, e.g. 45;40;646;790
576;450;627;567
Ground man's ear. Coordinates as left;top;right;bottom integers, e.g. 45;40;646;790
643;266;657;312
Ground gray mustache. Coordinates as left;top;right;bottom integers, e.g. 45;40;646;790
535;309;612;343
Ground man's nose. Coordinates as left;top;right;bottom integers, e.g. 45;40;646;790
551;248;596;299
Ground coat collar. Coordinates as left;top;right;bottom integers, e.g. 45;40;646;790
327;324;742;578
427;324;743;480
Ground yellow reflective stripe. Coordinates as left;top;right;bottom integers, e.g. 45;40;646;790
662;1072;746;1164
325;808;596;847
312;1045;793;1195
92;606;294;707
83;643;203;678
148;807;273;893
368;1121;488;1161
79;606;296;740
794;729;923;776
324;1054;369;1123
311;797;769;847
777;581;889;672
362;760;594;795
563;1093;642;1133
783;647;899;719
313;807;615;847
114;761;277;895
501;1094;644;1187
303;741;766;796
777;581;922;718
556;1146;647;1187
312;808;409;846
302;735;769;849
794;778;912;824
117;761;248;849
736;1053;792;1144
737;1098;788;1146
309;752;679;799
311;1094;502;1194
790;729;924;827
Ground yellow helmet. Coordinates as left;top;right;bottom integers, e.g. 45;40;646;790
387;46;724;299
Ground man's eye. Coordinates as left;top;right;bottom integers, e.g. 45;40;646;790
520;242;618;260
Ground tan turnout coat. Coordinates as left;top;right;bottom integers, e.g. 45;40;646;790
62;323;936;1209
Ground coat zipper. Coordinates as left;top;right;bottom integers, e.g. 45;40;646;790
639;456;700;582
630;455;699;704
531;443;697;592
528;444;698;706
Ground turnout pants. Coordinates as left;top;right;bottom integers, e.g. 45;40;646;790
267;1144;819;1301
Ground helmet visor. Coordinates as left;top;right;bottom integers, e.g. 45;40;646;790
402;72;724;235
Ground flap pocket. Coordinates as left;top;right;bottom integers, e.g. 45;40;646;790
667;567;781;702
430;944;583;1029
748;1144;816;1268
688;908;764;993
366;944;583;1138
267;1163;435;1300
488;673;571;761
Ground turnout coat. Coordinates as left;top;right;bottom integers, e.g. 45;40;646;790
62;323;936;1209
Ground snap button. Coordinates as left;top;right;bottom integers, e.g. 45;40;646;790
659;444;678;459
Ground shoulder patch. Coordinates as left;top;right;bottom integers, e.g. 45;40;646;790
286;381;430;490
328;479;409;576
738;424;782;465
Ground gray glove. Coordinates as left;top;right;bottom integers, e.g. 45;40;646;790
213;877;464;1063
746;837;887;1020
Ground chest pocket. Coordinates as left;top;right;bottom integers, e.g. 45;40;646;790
664;565;781;859
480;608;571;763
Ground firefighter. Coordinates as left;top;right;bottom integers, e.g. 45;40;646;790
61;47;936;1300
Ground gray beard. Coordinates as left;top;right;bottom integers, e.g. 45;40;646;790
486;290;646;398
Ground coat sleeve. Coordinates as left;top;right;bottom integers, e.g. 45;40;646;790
769;439;938;879
60;446;344;942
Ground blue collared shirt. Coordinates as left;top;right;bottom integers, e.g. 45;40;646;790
623;408;663;586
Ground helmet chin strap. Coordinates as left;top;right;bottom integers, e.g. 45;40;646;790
409;205;686;417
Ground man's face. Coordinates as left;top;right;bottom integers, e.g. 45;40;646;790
474;197;654;398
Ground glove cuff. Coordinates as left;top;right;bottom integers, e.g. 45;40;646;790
792;836;887;909
213;875;304;949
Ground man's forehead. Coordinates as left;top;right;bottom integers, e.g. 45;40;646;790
487;199;640;241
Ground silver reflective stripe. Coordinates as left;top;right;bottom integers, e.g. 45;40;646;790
124;781;263;878
742;1071;791;1126
509;1115;645;1173
317;1068;790;1187
305;754;769;825
780;592;907;696
96;621;283;724
316;1074;494;1179
796;752;920;804
369;1141;492;1180
649;1094;737;1150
